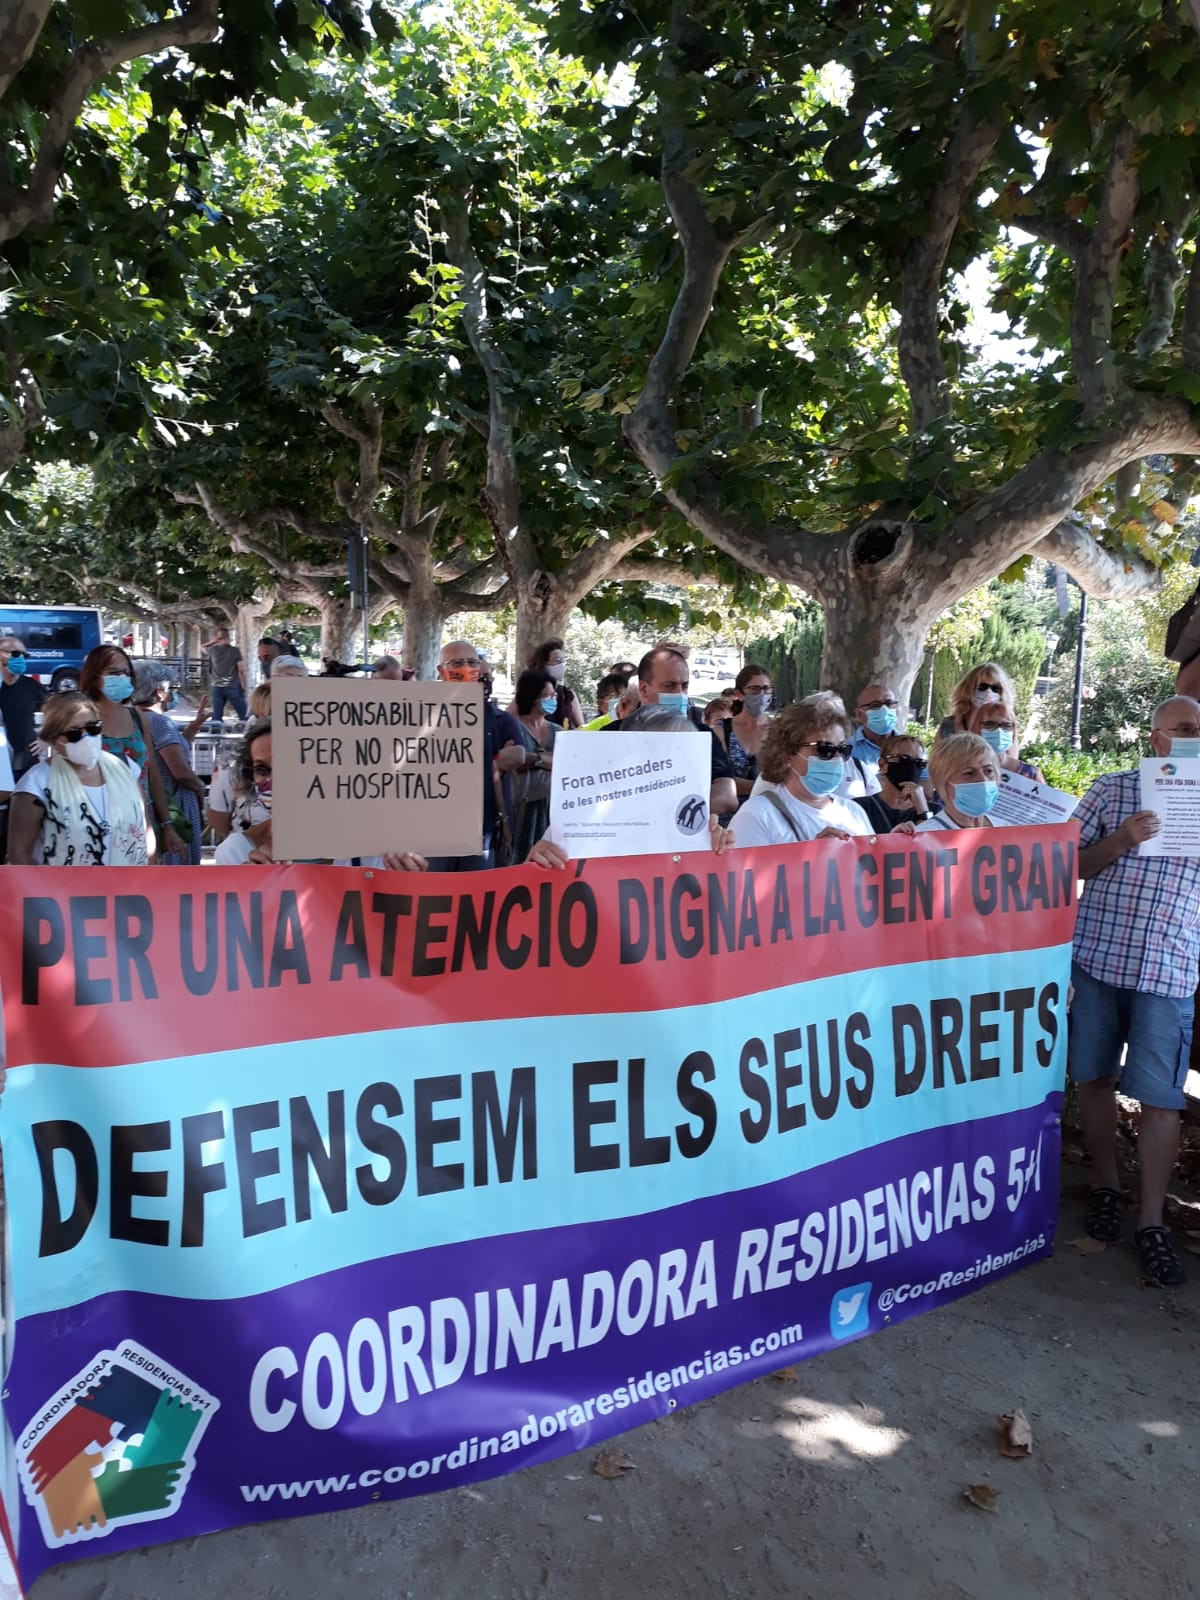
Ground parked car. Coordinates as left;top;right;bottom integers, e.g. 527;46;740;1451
0;604;103;692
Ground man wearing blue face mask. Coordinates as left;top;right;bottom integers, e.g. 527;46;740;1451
0;634;47;861
839;681;896;801
1067;695;1200;1289
604;646;736;817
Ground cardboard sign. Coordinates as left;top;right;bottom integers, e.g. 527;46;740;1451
549;730;713;858
270;677;483;860
991;769;1078;828
1139;755;1200;857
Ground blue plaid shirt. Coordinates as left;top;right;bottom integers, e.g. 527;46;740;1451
1072;769;1200;998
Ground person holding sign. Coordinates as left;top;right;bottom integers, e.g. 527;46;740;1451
213;719;426;871
915;735;1001;832
428;640;525;870
606;647;736;819
1069;695;1200;1288
8;692;148;866
966;702;1045;783
730;694;874;847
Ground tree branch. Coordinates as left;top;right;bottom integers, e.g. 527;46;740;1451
898;108;1003;433
1071;123;1139;415
1032;516;1160;599
606;557;720;588
442;204;528;577
0;0;221;246
0;1;53;104
1182;244;1200;376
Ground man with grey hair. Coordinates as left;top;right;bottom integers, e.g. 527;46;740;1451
270;656;308;677
1069;694;1200;1287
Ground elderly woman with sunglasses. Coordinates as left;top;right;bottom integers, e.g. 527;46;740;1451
935;661;1017;742
729;693;874;848
8;692;149;865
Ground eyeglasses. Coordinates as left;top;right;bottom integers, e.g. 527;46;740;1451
1163;723;1200;738
802;740;853;761
64;720;103;742
858;697;897;710
443;656;479;669
252;762;273;779
980;720;1015;732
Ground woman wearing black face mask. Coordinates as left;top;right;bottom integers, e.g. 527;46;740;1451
852;733;937;834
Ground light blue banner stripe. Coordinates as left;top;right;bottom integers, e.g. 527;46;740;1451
3;947;1069;1315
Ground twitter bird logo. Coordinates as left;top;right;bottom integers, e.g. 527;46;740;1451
829;1283;871;1340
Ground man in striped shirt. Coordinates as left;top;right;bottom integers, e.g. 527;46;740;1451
1070;696;1200;1288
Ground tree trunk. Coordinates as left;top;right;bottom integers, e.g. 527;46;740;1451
513;572;578;674
318;595;362;665
818;581;935;718
236;597;274;685
401;585;443;680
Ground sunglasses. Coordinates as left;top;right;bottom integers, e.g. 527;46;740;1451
804;740;853;761
976;684;1002;695
63;721;103;742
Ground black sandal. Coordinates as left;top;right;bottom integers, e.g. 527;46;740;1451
1085;1187;1126;1243
1135;1227;1186;1288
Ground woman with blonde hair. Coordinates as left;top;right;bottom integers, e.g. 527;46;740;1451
8;692;149;865
936;661;1016;740
915;733;1001;833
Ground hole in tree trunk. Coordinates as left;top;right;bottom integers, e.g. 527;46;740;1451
850;522;903;568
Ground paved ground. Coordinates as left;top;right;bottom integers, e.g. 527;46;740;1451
28;1133;1200;1600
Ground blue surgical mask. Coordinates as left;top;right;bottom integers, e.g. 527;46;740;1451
980;727;1013;754
658;692;690;715
103;673;133;702
795;756;844;797
539;696;558;715
1170;737;1200;758
167;689;179;709
953;780;999;817
865;705;897;736
6;652;27;676
742;690;772;717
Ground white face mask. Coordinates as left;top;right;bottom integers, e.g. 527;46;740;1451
63;734;102;771
546;662;566;682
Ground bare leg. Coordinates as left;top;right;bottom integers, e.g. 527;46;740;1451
1135;1105;1182;1230
1076;1077;1120;1191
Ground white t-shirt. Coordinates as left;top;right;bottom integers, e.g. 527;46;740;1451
837;755;882;801
0;722;13;792
915;812;993;833
214;831;390;869
733;782;875;848
16;762;146;865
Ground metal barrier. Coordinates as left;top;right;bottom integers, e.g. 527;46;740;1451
191;729;244;778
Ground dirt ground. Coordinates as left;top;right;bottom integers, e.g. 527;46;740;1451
29;1134;1200;1600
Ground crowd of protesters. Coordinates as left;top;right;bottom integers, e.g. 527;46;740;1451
1;620;1198;1290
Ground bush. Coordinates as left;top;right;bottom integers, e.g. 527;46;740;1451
1018;743;1130;797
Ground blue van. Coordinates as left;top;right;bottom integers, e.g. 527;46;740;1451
0;605;103;692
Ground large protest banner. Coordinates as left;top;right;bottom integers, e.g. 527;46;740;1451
0;826;1076;1587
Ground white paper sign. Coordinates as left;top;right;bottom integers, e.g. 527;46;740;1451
549;731;713;858
1138;756;1200;857
991;769;1078;828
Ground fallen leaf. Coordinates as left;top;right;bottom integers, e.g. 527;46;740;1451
771;1366;799;1381
965;1483;999;1514
1069;1236;1107;1255
593;1448;636;1480
997;1409;1033;1458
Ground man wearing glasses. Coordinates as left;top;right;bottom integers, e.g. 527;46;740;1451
430;639;526;870
840;681;900;800
0;635;46;862
1069;695;1200;1288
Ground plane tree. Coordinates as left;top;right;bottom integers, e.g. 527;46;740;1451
549;0;1200;699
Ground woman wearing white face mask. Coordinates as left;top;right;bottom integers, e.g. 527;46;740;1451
518;638;583;729
8;693;149;865
935;661;1017;742
730;694;874;848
